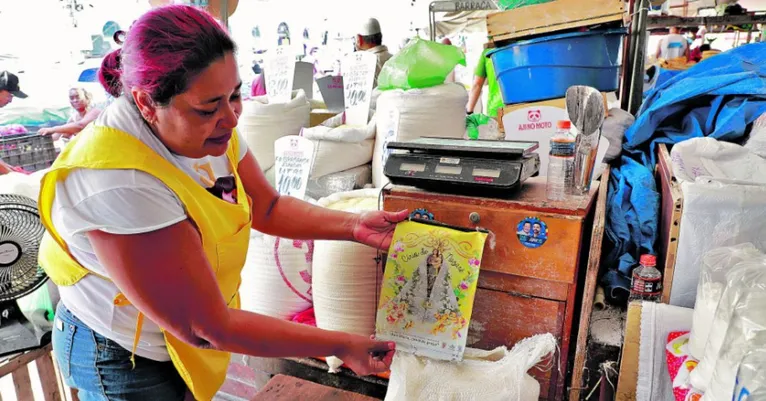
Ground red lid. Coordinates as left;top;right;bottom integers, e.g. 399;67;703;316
639;254;657;266
556;120;571;129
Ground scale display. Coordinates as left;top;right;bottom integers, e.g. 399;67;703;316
384;138;541;198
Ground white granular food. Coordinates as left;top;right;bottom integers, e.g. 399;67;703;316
689;283;724;360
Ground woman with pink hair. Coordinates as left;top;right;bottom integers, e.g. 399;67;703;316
39;5;403;400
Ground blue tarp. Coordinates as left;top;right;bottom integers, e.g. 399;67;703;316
603;43;766;299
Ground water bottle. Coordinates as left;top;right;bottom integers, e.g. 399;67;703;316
546;121;575;201
629;254;662;302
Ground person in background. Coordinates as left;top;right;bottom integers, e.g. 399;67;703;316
656;26;689;60
467;44;503;118
39;88;101;141
355;17;393;87
41;6;401;400
0;71;28;108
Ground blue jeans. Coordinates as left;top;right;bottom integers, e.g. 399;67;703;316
52;303;187;401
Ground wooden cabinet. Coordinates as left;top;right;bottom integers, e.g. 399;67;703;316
383;176;598;401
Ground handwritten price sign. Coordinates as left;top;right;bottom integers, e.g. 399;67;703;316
274;135;315;198
342;52;376;126
266;46;295;104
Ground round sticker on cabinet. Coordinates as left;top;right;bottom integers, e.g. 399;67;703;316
516;217;548;248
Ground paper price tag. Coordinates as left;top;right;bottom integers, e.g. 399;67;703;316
342;51;376;126
266;46;295;104
274;135;315;198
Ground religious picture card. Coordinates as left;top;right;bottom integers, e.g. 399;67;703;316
375;220;488;361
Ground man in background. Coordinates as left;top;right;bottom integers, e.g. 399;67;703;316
0;70;28;108
656;27;688;60
467;44;503;118
355;18;393;87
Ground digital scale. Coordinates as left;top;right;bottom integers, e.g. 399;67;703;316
383;137;540;198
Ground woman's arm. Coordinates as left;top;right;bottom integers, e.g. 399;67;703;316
87;222;394;375
39;108;101;136
466;76;486;114
238;150;405;245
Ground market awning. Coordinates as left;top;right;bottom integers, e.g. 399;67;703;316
432;10;495;37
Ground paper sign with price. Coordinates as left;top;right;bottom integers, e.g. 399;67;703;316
274;135;315;199
342;52;376;126
266;46;295;104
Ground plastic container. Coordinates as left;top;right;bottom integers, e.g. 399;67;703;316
546;121;574;201
0;133;57;172
488;29;626;104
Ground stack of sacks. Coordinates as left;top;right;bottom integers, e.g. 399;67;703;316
373;83;468;187
239;199;317;320
312;189;381;372
301;111;376;180
238;89;310;185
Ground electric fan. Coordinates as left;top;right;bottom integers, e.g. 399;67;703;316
0;194;49;357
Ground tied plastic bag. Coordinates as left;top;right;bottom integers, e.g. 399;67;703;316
384;334;556;401
688;244;763;360
378;38;466;91
465;114;501;140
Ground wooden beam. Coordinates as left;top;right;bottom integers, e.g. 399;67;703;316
0;345;52;378
569;166;610;401
615;302;642;401
12;366;34;401
36;352;63;401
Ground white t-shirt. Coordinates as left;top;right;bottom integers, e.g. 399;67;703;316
658;34;688;60
53;96;248;361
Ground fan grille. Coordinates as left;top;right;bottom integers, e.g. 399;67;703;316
0;194;46;302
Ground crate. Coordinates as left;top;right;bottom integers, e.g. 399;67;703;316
0;133;57;172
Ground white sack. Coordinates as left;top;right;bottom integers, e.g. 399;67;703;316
313;189;381;372
0;169;48;201
301;112;376;178
385;333;556;401
240;229;314;320
239;89;310;172
671;137;766;184
373;84;468;187
745;113;766;158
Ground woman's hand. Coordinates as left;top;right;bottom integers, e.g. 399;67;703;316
38;127;56;136
352;209;409;250
337;334;396;376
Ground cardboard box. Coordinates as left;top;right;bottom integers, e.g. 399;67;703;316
309;109;336;127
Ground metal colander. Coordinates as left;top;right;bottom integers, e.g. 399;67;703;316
0;194;46;302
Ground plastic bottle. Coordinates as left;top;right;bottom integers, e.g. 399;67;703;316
629;254;662;302
546;121;575;201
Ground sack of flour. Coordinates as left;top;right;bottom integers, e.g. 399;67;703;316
688;244;763;360
385;333;556;401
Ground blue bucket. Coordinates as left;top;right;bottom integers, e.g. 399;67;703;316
488;29;627;104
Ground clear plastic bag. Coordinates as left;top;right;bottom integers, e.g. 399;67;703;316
703;279;766;401
691;258;766;392
377;38;466;91
688;244;763;360
733;349;766;400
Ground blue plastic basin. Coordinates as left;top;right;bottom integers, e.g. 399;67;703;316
488;29;627;104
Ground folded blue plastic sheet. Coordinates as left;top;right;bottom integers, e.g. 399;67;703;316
603;43;766;301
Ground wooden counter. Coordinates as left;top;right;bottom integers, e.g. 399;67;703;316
383;176;600;401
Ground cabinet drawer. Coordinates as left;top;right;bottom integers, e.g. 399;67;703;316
384;196;586;283
468;288;565;400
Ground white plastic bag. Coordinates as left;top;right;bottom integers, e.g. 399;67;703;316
239;89;310;172
745;113;766;158
704;272;766;401
688;244;763;360
373;83;468;187
691;258;766;391
301;112;376;178
313;189;381;372
670;137;766;184
733;349;766;400
385;333;556;401
239;229;314;320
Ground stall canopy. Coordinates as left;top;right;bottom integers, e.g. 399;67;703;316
433;10;493;37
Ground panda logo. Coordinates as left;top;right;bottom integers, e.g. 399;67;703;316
527;109;542;123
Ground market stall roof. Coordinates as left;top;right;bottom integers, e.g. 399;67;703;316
433;10;494;37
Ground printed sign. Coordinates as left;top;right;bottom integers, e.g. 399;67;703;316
380;107;400;168
516;217;548;248
274;135;315;198
265;46;295;104
342;52;377;126
316;76;345;113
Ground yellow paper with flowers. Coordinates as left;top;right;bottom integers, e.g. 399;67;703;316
375;220;488;361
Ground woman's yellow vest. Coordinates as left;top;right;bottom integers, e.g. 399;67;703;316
38;125;252;401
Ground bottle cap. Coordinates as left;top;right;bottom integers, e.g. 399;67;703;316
639;254;657;267
556;120;571;130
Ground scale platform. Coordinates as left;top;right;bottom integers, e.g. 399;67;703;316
383;137;540;198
